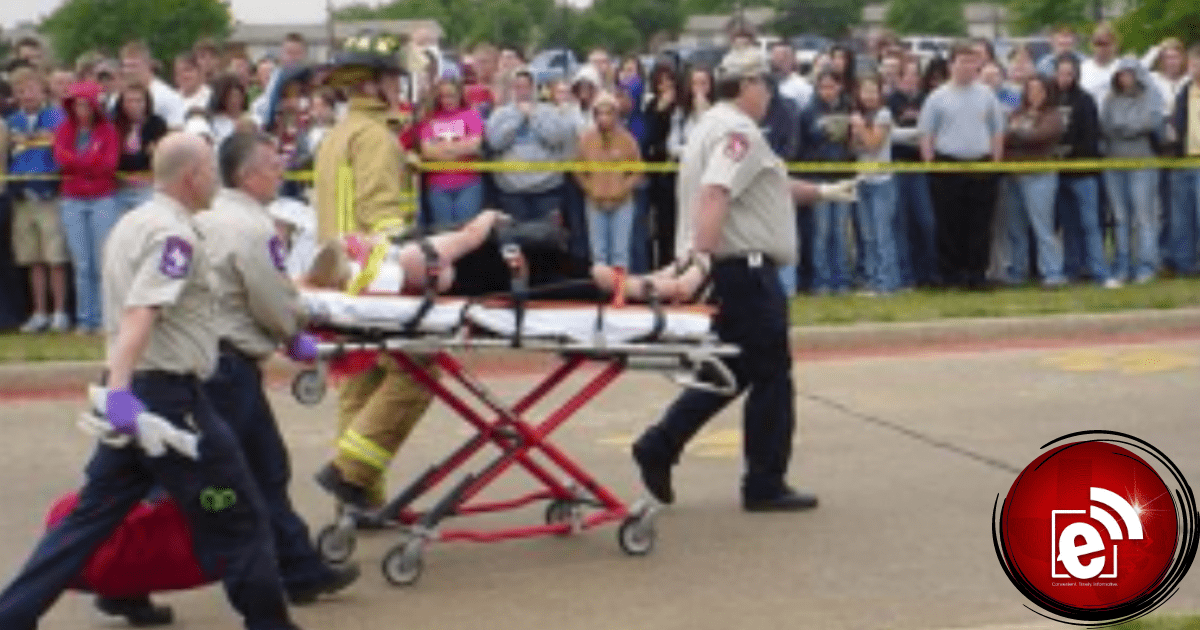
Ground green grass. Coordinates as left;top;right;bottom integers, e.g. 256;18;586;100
789;277;1200;327
1110;615;1200;630
1;278;1199;363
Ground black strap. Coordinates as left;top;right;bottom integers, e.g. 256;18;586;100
401;238;441;333
501;243;528;347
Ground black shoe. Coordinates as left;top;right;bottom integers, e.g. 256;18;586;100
288;562;361;605
631;440;674;505
743;488;819;513
95;596;175;627
315;463;374;512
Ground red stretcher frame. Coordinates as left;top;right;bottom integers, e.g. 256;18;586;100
305;332;739;586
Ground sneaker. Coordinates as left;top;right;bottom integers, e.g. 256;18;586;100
1102;278;1124;290
315;463;375;511
49;312;71;332
743;487;819;512
19;313;49;334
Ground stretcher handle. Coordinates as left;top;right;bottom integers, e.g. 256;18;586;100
670;353;738;397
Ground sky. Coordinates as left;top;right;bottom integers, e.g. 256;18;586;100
0;0;378;29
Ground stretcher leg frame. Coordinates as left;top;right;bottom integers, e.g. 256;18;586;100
325;348;658;586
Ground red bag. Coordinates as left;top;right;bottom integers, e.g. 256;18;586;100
45;491;212;598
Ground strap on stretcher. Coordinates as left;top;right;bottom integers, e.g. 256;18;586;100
401;238;441;333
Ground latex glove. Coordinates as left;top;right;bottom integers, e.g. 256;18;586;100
105;389;145;435
85;386;200;459
817;179;858;204
286;333;319;363
135;412;200;460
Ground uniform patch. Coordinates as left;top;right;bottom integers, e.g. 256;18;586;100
268;235;287;272
159;236;193;279
724;133;749;161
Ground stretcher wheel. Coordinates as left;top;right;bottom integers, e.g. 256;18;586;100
315;523;356;564
617;514;656;556
544;499;579;534
292;369;326;406
382;540;424;587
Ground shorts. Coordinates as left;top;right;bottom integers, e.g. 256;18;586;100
12;198;69;265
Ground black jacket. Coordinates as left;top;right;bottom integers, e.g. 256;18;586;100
116;115;168;173
1172;79;1198;157
1056;85;1101;177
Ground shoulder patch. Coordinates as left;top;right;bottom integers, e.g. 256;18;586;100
268;235;287;272
724;132;750;161
159;236;193;279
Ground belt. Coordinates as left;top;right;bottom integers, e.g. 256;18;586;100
131;370;201;386
218;339;259;363
934;153;991;163
712;252;775;269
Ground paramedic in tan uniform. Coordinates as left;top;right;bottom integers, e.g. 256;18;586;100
632;49;839;513
0;133;303;630
311;32;438;520
196;130;361;602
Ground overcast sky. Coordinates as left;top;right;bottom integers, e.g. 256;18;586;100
1;0;379;29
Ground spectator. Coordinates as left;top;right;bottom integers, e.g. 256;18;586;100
208;73;251;146
588;48;616;89
462;60;497;116
616;56;646;141
918;42;1005;290
1149;38;1195;275
770;41;813;108
471;41;501;93
174;53;211;114
1101;59;1163;285
1006;45;1038;96
14;37;47;70
119;40;186;129
571;65;602;126
889;59;939;289
252;56;276;103
485;69;574;221
642;62;680;267
800;70;854;294
878;53;902;98
253;32;307;122
565;66;604;259
227;54;254;91
576;91;643;268
828;44;858;93
666;66;714;161
1081;23;1121;106
495;48;525;103
1003;75;1066;287
192;38;223;80
982;61;1020;112
552;75;587;134
47;68;74;105
305;88;337;156
971;38;997;66
93;61;119;104
6;67;69;333
850;74;898;295
1169;45;1200;269
1038;25;1085;77
1054;53;1111;285
419;77;485;227
112;82;168;213
53;80;120;335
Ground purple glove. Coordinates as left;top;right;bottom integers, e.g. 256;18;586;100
286;334;319;363
105;389;145;435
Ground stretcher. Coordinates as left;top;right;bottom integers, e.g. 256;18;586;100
294;288;738;586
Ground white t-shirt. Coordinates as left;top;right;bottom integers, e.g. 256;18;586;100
1152;72;1189;116
1081;58;1119;108
180;84;212;115
855;108;893;183
777;73;813;109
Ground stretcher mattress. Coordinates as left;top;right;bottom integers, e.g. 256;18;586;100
301;291;714;344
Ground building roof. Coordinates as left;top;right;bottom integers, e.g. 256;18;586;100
228;20;442;46
684;8;776;35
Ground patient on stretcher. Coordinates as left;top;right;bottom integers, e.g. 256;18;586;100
300;209;710;304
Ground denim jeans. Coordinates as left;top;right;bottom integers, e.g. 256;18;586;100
1013;173;1065;285
1165;169;1199;274
59;195;119;329
996;176;1031;283
855;178;899;292
114;184;153;215
497;187;563;222
1056;175;1109;282
1104;168;1159;282
426;180;483;228
586;198;636;268
892;172;938;287
810;200;851;293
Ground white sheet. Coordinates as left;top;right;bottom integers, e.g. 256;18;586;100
301;291;714;344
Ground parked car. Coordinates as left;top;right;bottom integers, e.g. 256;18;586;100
995;37;1052;64
790;34;833;71
529;47;579;85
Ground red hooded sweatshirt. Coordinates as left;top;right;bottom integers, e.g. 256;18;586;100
53;81;119;199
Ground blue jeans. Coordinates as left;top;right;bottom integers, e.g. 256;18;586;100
1014;173;1065;285
855;179;899;292
586;198;636;268
810;200;851;293
1164;169;1199;274
205;350;336;597
1056;176;1109;282
997;176;1031;283
893;172;938;287
1105;168;1160;281
115;184;153;215
0;372;295;630
426;181;483;228
497;187;563;223
59;196;120;329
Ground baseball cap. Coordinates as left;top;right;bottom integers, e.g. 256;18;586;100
717;47;769;81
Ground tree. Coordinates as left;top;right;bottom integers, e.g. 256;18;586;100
772;0;868;39
573;12;642;56
592;0;685;47
40;0;231;69
885;0;966;36
1115;0;1200;53
1007;0;1091;36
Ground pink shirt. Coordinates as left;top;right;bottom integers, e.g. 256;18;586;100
419;107;484;191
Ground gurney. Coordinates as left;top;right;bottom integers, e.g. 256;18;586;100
294;287;739;586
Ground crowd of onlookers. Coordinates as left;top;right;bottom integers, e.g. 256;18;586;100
2;22;1200;333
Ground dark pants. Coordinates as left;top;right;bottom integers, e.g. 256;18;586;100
497;187;564;222
648;173;678;269
928;158;999;287
0;194;29;329
205;348;334;596
635;256;795;499
0;372;295;630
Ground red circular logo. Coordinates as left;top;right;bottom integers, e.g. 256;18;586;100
994;433;1198;625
